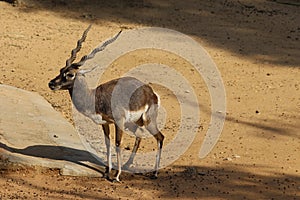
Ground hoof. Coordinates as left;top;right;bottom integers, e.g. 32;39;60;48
104;175;110;181
122;164;131;170
150;174;158;180
123;160;133;170
112;178;121;183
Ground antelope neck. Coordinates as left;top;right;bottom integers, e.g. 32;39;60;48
68;75;96;114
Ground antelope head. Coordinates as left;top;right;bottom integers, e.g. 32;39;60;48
48;25;121;91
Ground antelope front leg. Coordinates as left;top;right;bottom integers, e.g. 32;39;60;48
114;124;124;182
123;136;141;169
102;124;112;180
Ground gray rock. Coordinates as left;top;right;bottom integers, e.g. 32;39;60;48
0;84;104;177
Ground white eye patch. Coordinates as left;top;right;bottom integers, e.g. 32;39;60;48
64;72;75;80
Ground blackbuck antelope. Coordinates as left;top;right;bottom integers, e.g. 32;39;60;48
48;25;164;182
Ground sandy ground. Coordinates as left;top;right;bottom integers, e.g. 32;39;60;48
0;0;299;199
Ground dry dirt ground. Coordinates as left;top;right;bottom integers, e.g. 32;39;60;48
0;0;299;199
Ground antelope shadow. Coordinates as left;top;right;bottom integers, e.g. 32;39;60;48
0;142;106;175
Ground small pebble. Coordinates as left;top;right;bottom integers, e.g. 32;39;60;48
233;155;241;159
224;157;233;161
198;172;206;176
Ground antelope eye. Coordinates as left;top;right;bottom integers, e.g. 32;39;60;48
67;73;74;77
65;73;74;78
